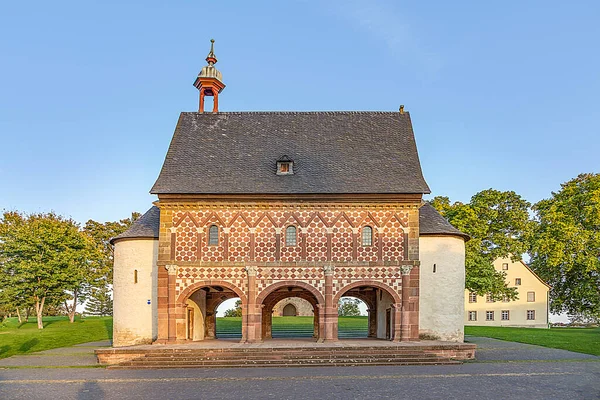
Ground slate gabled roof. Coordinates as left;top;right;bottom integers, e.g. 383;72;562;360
419;203;469;240
110;206;160;244
150;112;430;195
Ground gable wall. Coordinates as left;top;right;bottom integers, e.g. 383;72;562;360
464;257;549;328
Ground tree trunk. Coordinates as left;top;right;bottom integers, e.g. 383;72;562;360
16;307;22;324
25;307;31;322
68;289;78;323
35;297;46;329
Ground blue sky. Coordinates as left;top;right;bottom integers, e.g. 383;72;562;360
1;0;598;224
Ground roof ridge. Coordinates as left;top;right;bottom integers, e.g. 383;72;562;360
180;111;410;115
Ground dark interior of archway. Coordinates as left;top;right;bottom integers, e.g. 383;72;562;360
263;287;317;339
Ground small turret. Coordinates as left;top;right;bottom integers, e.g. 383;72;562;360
194;39;226;113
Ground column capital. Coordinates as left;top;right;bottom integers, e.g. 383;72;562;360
391;303;402;309
165;264;178;275
169;226;177;234
222;227;231;234
401;265;414;276
248;227;257;234
274;227;283;234
325;227;334;234
245;265;258;276
323;264;335;276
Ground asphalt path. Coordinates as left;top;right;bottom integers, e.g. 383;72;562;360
0;336;598;400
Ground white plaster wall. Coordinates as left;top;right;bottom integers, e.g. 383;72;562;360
419;236;466;342
113;239;158;347
464;257;549;328
376;290;394;339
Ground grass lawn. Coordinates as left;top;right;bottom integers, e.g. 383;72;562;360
0;316;112;360
465;326;600;356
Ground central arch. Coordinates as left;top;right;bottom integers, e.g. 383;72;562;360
256;281;325;341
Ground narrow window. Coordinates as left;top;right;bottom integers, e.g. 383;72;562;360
486;294;495;303
134;269;138;284
527;310;536;320
286;226;297;246
469;292;477;303
515;278;522;285
502;263;509;270
527;291;535;302
468;311;477;321
501;310;510;320
486;311;494;321
208;225;219;246
361;226;373;246
433;263;437;273
279;163;290;173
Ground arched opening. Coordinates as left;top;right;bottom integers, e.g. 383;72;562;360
257;282;324;341
216;297;242;339
334;282;401;340
282;304;297;316
178;282;246;341
337;296;368;338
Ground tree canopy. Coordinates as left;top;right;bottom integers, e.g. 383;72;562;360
529;173;600;319
338;298;362;316
430;189;533;299
0;210;138;327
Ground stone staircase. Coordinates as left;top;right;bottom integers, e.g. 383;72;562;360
217;325;368;339
106;346;462;369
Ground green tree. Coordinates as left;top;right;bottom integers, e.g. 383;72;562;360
529;173;600;318
338;298;361;316
0;212;93;329
83;212;140;285
430;189;533;299
223;299;242;317
85;285;113;317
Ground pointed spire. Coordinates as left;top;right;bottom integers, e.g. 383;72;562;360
206;39;217;65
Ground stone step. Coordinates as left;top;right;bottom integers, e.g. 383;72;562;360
110;358;459;369
138;353;439;361
133;348;448;356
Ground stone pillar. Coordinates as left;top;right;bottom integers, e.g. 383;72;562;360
166;264;178;342
367;308;377;338
156;264;169;343
199;89;205;113
262;306;271;339
212;90;219;113
323;264;338;341
317;304;325;343
245;265;261;342
400;265;413;342
205;311;216;339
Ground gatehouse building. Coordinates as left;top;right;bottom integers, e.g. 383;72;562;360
110;41;469;347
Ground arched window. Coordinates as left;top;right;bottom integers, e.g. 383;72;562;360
208;225;219;246
286;225;297;246
362;226;373;246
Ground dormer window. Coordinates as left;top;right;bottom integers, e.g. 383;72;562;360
277;155;294;175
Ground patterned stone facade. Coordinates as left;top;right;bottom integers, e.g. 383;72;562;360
156;200;421;343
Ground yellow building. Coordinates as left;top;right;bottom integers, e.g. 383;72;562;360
464;257;550;328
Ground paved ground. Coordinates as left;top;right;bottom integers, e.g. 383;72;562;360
0;336;599;399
